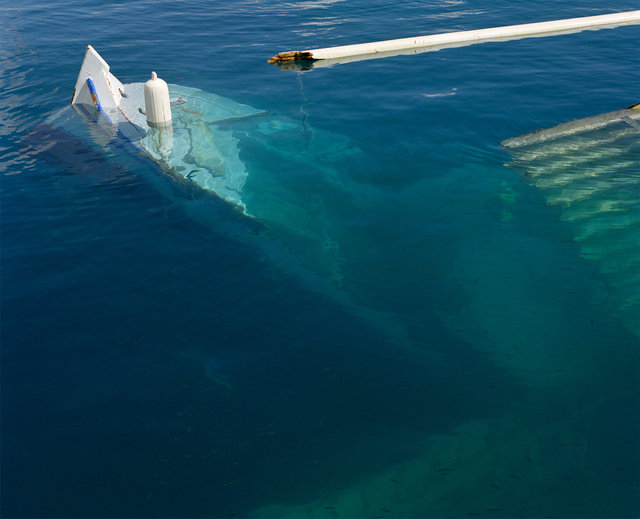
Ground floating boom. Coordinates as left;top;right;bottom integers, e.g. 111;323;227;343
268;11;640;66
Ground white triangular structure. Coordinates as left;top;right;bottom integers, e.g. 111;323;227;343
70;45;123;110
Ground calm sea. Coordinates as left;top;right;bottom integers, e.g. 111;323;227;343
1;1;639;518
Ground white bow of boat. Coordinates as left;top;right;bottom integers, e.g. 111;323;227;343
68;45;266;211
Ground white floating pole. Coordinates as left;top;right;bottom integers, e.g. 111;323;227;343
268;11;640;65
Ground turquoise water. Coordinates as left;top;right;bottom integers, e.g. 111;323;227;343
1;1;639;518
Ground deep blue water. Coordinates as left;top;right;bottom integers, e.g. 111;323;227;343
1;1;639;518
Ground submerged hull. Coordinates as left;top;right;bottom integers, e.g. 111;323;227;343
42;45;365;284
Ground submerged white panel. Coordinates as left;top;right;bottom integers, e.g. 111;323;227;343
503;107;640;335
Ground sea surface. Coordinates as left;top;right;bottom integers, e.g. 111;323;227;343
1;1;639;518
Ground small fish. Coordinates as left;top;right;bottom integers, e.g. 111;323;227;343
508;474;520;479
389;478;400;483
490;483;500;489
422;88;457;98
205;358;233;390
380;509;391;513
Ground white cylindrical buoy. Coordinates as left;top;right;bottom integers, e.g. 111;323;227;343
144;71;172;127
